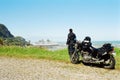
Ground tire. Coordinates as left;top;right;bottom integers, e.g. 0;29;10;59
70;52;79;64
103;55;116;69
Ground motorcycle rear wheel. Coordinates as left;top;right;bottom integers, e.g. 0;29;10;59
103;55;116;69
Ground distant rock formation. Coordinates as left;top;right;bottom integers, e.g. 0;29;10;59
0;24;14;38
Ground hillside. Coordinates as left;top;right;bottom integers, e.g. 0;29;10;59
0;24;28;46
0;24;14;38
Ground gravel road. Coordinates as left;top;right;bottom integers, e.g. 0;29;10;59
0;57;120;80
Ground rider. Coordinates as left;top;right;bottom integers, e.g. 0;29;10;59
66;28;77;57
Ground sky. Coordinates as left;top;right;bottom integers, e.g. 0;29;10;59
0;0;120;42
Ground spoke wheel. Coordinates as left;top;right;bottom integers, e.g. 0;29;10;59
104;55;115;69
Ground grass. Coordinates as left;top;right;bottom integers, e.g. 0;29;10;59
0;46;70;62
114;48;120;69
0;46;120;69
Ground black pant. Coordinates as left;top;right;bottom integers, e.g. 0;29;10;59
68;43;75;58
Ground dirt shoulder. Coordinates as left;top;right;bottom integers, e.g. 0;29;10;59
0;57;120;80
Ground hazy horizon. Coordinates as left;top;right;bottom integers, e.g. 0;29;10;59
0;0;120;42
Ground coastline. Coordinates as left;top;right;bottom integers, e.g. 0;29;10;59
32;41;120;50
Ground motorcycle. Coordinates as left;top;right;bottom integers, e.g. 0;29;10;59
71;41;116;69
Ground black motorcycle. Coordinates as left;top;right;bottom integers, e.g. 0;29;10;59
71;41;116;69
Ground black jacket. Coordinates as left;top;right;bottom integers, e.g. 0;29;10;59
66;32;76;45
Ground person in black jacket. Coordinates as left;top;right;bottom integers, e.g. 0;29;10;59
66;29;76;57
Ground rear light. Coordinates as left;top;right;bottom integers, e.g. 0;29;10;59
112;47;114;51
109;47;114;53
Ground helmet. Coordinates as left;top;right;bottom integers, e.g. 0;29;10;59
84;36;91;41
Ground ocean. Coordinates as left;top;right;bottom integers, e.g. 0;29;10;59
92;41;120;48
48;41;120;50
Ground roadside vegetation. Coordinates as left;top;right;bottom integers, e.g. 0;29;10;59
0;46;120;69
114;48;120;69
0;46;69;62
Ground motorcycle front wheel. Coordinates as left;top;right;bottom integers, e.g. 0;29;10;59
70;52;79;64
103;55;116;69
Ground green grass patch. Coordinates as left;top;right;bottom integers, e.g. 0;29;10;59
115;48;120;69
0;46;69;62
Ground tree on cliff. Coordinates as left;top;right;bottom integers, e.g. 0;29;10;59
0;24;29;46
